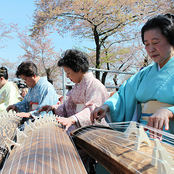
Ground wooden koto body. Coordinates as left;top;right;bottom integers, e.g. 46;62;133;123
0;113;22;167
72;124;174;174
1;115;87;174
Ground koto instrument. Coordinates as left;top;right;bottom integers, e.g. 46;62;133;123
72;122;174;174
0;112;22;168
0;114;87;174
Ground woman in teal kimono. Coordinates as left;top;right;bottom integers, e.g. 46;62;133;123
91;14;174;139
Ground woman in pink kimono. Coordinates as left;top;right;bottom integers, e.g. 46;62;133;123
39;49;109;134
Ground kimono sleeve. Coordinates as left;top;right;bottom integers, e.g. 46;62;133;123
0;83;19;111
104;71;142;122
74;81;109;127
166;106;174;116
54;95;76;117
29;86;58;117
5;89;18;106
15;96;29;112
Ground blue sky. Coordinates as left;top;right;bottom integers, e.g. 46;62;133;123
0;1;94;63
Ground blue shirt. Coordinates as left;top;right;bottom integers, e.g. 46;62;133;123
15;77;58;117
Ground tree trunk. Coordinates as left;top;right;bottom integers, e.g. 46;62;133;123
101;72;108;85
101;62;109;85
93;26;100;80
113;74;118;91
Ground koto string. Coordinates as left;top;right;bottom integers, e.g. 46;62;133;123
86;127;159;160
15;133;26;174
80;125;174;170
69;135;85;174
76;127;141;174
90;124;174;159
25;129;35;174
42;123;45;174
0;115;21;155
0;118;14;174
57;124;69;174
108;121;132;127
76;125;174;172
142;124;174;145
1;117;86;174
5;131;26;174
62;128;77;174
33;126;40;174
48;124;52;174
3;129;28;174
109;121;174;140
53;124;61;173
81;127;154;160
108;121;174;145
0;118;14;149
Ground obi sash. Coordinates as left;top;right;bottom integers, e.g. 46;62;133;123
141;101;173;121
71;103;85;129
29;102;39;111
76;103;85;113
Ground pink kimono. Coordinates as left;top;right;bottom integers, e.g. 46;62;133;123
54;72;109;132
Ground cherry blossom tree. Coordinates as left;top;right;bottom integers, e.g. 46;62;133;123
31;0;168;82
0;19;17;49
0;19;18;80
17;27;62;87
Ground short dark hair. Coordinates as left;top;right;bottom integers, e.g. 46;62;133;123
58;49;89;73
164;13;174;22
141;15;174;47
16;61;39;78
0;67;8;79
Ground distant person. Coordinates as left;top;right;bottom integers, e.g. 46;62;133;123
21;87;28;98
0;66;20;113
6;61;58;119
17;80;27;89
19;87;28;101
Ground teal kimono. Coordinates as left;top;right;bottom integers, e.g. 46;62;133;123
105;57;174;133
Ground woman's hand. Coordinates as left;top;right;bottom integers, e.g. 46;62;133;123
38;105;53;113
90;104;109;124
6;104;18;112
16;112;31;118
56;117;76;131
146;108;174;140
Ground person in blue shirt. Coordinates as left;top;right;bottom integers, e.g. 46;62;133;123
6;61;58;119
